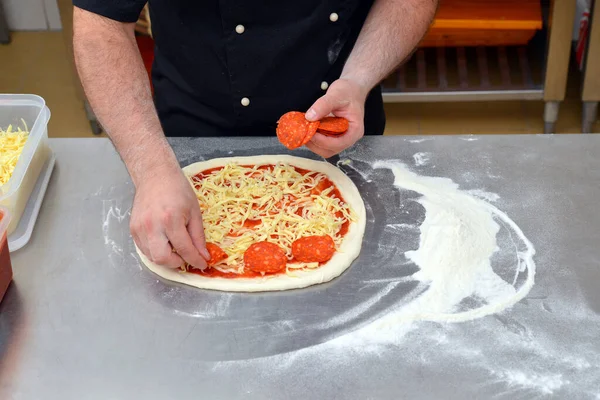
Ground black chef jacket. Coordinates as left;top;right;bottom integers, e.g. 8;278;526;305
73;0;386;137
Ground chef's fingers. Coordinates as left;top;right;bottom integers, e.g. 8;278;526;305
307;122;363;156
188;207;210;261
309;131;356;152
132;231;151;260
305;140;338;159
131;215;152;259
305;92;349;122
164;214;208;270
147;230;185;269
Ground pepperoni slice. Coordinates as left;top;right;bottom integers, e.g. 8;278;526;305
292;235;336;263
244;241;287;273
317;116;349;134
206;243;228;266
299;119;319;146
276;111;319;150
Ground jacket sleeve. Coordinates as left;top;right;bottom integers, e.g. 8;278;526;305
72;0;148;23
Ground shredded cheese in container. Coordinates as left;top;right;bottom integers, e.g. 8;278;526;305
189;163;356;275
0;121;29;186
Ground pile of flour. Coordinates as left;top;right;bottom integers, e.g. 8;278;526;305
371;161;536;323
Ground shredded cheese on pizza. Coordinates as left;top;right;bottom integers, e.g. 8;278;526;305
189;162;356;275
0;121;29;186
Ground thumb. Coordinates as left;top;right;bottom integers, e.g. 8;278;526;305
188;208;210;260
306;92;349;121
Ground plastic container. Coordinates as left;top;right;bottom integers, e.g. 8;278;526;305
0;207;13;303
0;95;51;235
419;0;543;48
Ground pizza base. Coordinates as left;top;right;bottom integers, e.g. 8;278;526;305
136;155;366;292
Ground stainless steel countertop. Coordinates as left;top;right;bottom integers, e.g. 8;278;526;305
1;136;599;399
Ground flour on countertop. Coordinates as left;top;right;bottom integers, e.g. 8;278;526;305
412;152;431;166
102;200;130;257
97;183;138;270
172;293;234;319
371;161;535;323
466;188;500;202
406;137;432;143
489;370;566;394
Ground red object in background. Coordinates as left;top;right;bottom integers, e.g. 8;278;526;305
420;0;543;48
0;210;13;303
576;11;590;71
136;35;155;93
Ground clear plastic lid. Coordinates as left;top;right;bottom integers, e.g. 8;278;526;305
0;206;10;238
0;94;51;199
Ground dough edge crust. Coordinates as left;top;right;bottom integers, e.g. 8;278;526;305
135;154;366;292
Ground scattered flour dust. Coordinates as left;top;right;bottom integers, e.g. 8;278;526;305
466;188;500;202
412;152;431;166
101;198;136;269
102;200;129;255
405;137;432;143
490;370;565;395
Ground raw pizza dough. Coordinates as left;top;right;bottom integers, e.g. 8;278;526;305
136;155;367;292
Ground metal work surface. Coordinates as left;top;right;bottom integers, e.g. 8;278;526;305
1;136;599;399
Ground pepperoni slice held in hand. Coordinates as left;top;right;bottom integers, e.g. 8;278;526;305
316;117;349;135
206;243;228;266
292;235;336;263
244;241;287;273
300;121;320;146
277;111;320;150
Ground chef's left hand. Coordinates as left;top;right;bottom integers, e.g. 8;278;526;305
304;78;369;158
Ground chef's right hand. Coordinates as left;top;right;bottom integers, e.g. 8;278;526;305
130;165;210;270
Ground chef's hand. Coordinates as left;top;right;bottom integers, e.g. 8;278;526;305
304;78;369;158
130;165;210;269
